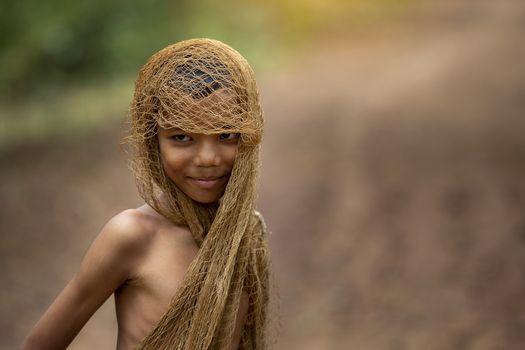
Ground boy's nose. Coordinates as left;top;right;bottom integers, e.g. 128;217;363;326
194;140;220;167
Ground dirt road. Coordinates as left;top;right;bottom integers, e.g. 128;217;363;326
261;1;525;348
2;0;525;348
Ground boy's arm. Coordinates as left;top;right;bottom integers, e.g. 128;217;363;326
21;211;146;350
230;291;249;350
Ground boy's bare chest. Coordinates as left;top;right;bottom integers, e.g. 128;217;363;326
141;233;199;297
114;228;199;345
136;229;200;303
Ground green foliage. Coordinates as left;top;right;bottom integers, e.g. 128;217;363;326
0;0;413;99
0;0;195;98
0;0;414;148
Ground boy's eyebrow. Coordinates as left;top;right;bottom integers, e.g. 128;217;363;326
162;127;185;134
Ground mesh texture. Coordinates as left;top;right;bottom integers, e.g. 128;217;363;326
122;38;272;349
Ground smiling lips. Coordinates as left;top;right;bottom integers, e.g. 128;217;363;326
188;175;228;189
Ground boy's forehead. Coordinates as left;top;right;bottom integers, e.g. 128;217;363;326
157;88;243;132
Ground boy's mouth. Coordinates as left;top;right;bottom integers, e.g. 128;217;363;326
188;175;228;189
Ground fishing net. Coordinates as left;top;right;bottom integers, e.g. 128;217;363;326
123;38;274;349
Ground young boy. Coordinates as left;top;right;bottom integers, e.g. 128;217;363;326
22;38;271;350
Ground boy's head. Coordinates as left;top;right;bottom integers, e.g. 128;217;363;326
126;40;271;350
126;39;263;225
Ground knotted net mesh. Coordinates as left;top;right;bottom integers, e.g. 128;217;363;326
122;38;274;349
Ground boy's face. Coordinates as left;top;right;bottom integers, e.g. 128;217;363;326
157;126;239;204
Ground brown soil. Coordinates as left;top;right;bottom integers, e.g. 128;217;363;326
2;0;525;348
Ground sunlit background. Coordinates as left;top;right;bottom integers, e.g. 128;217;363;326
2;0;525;349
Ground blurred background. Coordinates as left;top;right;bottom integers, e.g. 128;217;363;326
1;0;525;348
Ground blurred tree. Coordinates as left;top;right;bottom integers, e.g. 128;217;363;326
0;0;412;101
0;0;195;100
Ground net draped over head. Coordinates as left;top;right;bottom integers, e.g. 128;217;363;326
124;38;271;349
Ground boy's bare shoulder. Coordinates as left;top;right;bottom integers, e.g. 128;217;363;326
100;204;188;254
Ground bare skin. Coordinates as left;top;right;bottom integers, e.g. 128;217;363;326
21;204;249;350
23;123;248;349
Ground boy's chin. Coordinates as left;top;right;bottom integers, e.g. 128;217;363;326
188;191;225;205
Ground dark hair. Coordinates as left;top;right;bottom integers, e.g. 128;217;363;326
173;58;231;99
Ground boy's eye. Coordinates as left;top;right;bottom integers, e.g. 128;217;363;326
171;134;191;142
219;133;240;141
